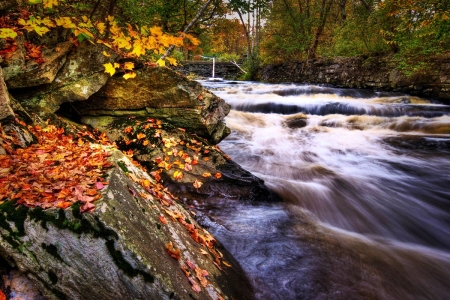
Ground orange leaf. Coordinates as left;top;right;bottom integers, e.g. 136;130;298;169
159;215;168;224
165;241;181;260
124;126;133;134
202;173;212;178
136;132;146;139
214;172;222;179
193;180;203;189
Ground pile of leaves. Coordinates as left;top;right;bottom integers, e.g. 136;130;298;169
0;120;113;212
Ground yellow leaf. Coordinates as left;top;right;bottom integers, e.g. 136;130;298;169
114;62;120;69
102;51;110;57
150;26;163;37
96;22;106;34
103;63;116;76
131;40;146;57
124;62;134;70
156;59;165;67
28;0;42;4
123;72;136;80
107;15;115;23
55;17;76;29
41;17;55;28
43;0;58;9
166;57;177;66
0;28;17;39
34;25;50;36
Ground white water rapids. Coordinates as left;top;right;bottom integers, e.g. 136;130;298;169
191;81;450;299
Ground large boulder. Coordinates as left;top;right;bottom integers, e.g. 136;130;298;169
0;149;254;300
74;67;230;144
0;67;14;121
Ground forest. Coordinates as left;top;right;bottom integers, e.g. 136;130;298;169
2;0;449;77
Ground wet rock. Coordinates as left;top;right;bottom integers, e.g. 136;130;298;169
0;67;14;121
0;150;254;300
284;114;308;129
75;67;230;144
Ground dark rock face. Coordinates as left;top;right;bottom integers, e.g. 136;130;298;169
259;56;450;104
173;61;244;80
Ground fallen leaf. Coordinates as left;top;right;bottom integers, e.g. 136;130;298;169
214;172;222;179
193;180;203;189
165;241;181;260
188;277;201;293
159;215;168;224
202;173;212;178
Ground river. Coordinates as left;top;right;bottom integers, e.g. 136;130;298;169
194;81;450;300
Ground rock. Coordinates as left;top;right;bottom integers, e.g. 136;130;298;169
0;67;14;121
75;67;231;144
284;113;308;129
80;115;279;202
258;55;450;104
0;150;254;300
4;41;73;89
9;42;115;115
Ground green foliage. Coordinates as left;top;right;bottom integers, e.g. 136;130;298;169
241;52;261;80
217;53;241;62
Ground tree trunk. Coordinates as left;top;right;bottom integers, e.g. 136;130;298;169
308;0;333;59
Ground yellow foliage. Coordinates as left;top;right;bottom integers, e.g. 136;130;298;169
103;63;117;76
55;17;76;29
150;26;163;37
0;28;17;39
156;59;165;67
166;57;177;66
18;18;50;36
96;22;106;35
131;40;146;57
43;0;58;9
123;72;137;80
124;62;134;70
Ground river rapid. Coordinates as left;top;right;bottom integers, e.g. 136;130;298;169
194;81;450;300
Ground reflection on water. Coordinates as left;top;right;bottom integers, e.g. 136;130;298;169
193;81;450;299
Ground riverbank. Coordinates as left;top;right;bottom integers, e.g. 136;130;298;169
257;55;450;104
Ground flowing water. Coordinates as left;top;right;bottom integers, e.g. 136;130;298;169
193;81;450;299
